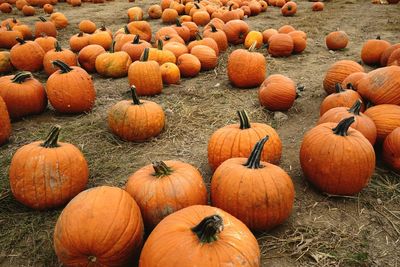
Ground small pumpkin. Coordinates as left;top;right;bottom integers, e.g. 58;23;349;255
190;44;217;71
0;3;12;13
9;125;88;209
288;30;307;53
13;24;33;40
127;6;143;21
54;186;144;266
35;16;57;38
50;12;68;29
69;32;90;52
108;85;165;141
262;28;278;43
258;74;296;111
341;72;367;91
300;117;375;195
126;21;152;43
387;48;400;66
182;21;199;40
163;41;188;59
268;33;294;57
43;41;78;75
278;24;295;34
361;35;391;65
312;2;324;11
126;160;207;229
89;30;113;50
0;96;11;145
0;24;23;49
46;60;96;113
22;5;35;16
10;38;45;72
208;110;282;171
323;60;364;94
0;51;13;73
244;30;263;49
383;127;400;172
203;23;228;52
78;44;106;73
121;35;152;62
78;20;96;34
172;19;191;42
43;3;53;14
148;4;162;19
160;62;180;84
188;34;219;55
148;40;177;65
223;19;249;45
193;9;211;26
95;41;132;78
380;43;400;66
325;31;348;50
162;8;179;24
364;104;400;142
34;35;57;52
177;53;201;77
281;1;297;16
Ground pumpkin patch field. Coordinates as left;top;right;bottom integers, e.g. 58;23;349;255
1;0;400;266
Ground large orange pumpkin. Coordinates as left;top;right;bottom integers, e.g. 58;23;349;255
208;110;282;171
258;74;296;111
139;205;260;266
54;186;144;266
364;104;400;142
211;136;295;231
34;35;57;52
10;38;45;72
223;19;249;45
34;16;57;38
108;86;165;141
125;160;207;229
361;36;391;65
121;35;152;62
383;127;400;172
9;125;88;209
300;117;375;195
323;60;364;94
227;42;266;88
0;96;11;145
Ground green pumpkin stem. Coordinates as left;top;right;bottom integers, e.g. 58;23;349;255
140;48;150;61
52;60;73;73
157;39;163;50
16;37;26;44
348;100;362;116
195;32;203;41
38;16;47;22
11;72;32;84
132;35;140;44
152;161;173;177
41;125;61;148
191;215;224;243
54;41;62;52
332;116;355;136
238;110;251;129
335;83;345;93
130;86;141;105
243;136;269;169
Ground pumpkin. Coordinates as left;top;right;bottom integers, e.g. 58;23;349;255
312;2;324;11
35;16;57;38
220;4;241;22
383;127;400;172
126;160;207;229
227;42;266;88
148;4;162;19
125;21;152;43
0;24;23;49
13;24;33;40
70;0;81;6
208;110;282;171
69;32;90;52
262;28;278;43
127;6;143;21
387;48;400;66
300;116;375;195
49;12;68;29
163;41;188;59
288;30;307;53
0;72;47;119
34;35;57;52
9;125;88;209
78;20;96;34
364;104;400;142
108;85;165;141
180;15;192;22
171;20;190;42
162;8;179;24
193;9;211;26
128;48;163;96
188;34;219;55
357;66;400;105
320;83;364;116
160;62;180;84
190;45;217;71
16;0;28;10
121;35;152;62
22;5;35;16
94;25;113;38
0;3;12;13
203;23;228;52
148;40;177;65
139;205;260;266
0;96;11;145
258;74;296;111
182;21;199;40
43;41;78;75
54;186;144;266
89;30;112;50
268;33;294;57
95;42;132;78
43;3;53;13
249;0;262;15
326;31;348;50
10;38;45;72
323;60;364;95
177;53;201;77
278;24;295;34
0;51;13;73
318;100;377;145
1;18;20;28
244;30;263;49
281;1;297;16
380;43;400;66
361;36;391;65
341;72;367;91
78;44;106;73
211;136;294;231
46;60;96;113
223;19;249;45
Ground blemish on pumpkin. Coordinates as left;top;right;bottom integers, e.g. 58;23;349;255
160;205;174;217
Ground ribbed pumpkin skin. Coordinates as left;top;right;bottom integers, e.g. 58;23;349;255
325;31;348;50
323;60;364;94
357;66;400;105
139;205;260;267
10;40;45;72
0;74;47;119
317;107;377;145
361;38;391;65
128;61;163;96
190;45;218;70
268;33;294;57
176;53;201;77
0;51;13;73
300;122;375;195
227;48;266;88
0;96;11;145
341;72;367;90
223;19;249;45
208;123;282;171
387;48;400;66
54;186;144;267
77;44;106;73
380;43;400;66
125;160;207;229
211;158;294;231
108;99;165;142
383;127;400;172
46;66;96;113
319;89;363;116
258;74;296;111
364;104;400;142
9;142;88;210
95;51;132;78
43;48;78;76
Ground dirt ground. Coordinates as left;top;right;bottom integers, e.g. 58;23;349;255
1;0;400;266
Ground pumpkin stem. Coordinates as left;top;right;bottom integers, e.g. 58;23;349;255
332;116;355;136
164;35;171;41
38;16;47;22
11;72;32;84
152;161;173;177
238;110;251;129
132;35;140;44
157;39;163;50
41;125;61;148
229;4;234;11
210;24;217;32
140;48;150;61
376;35;381;40
99;25;106;31
123;25;130;34
335;83;345;93
249;41;257;51
88;256;97;263
16;37;26;44
194;3;200;9
243;136;269;169
78;32;84;37
191;215;224;243
287;5;292;11
54;41;62;52
348;100;362;116
195;32;203;41
52;59;73;73
110;40;115;53
346;83;355;90
130;85;141;105
6;23;12;31
175;18;182;27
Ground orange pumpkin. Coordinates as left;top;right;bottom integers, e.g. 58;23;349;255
12;24;33;40
203;23;228;52
288;30;307;53
163;41;188;59
162;8;179;24
323;60;364;94
223;19;249;44
78;44;106;73
182;21;199;40
0;2;12;13
160;62;180;84
0;51;13;73
78;20;96;34
383;127;400;172
268;33;293;57
0;24;23;49
361;36;391;65
325;31;348;50
54;186;144;266
43;3;53;13
10;38;45;72
278;24;295;33
177;53;201;77
341;72;367;91
188;34;219;55
9;125;88;209
244;30;263;48
121;35;152;62
281;1;297;16
148;4;162;19
89;30;112;50
35;16;57;38
43;41;78;76
380;43;400;66
148;40;177;65
387;48;400;66
172;20;191;42
262;28;278;43
0;96;11;145
364;104;400;142
127;6;143;21
108;86;165;141
22;5;35;16
258;74;296;111
69;32;90;52
190;45;217;70
95;42;132;78
127;21;152;43
34;35;57;52
312;2;324;11
50;12;69;29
